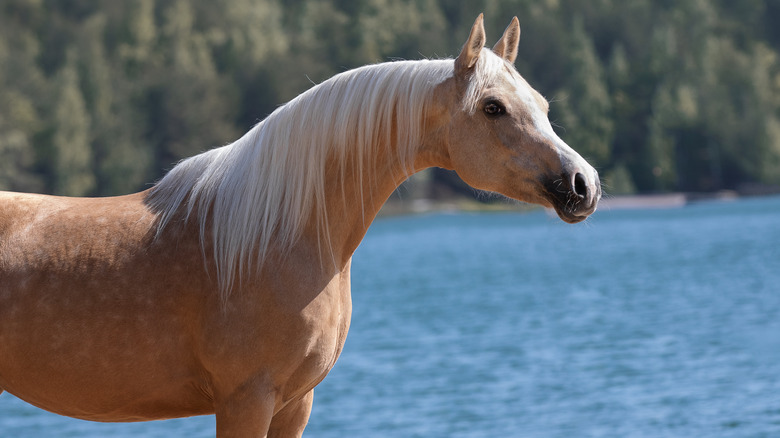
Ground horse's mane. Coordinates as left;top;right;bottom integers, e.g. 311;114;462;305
146;51;506;296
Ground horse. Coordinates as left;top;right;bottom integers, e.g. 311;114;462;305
0;15;599;437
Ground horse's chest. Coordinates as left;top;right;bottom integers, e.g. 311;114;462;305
243;274;350;404
200;265;353;401
292;273;352;386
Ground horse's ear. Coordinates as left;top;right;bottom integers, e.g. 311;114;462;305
492;16;520;64
455;13;487;75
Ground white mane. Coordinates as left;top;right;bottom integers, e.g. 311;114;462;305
146;51;507;296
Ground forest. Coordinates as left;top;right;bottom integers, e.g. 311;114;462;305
2;0;780;199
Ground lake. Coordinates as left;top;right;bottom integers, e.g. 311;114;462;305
2;196;780;437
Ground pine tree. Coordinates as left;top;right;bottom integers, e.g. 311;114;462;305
78;13;151;195
51;49;95;196
117;0;157;77
0;2;46;192
554;17;614;167
149;0;238;172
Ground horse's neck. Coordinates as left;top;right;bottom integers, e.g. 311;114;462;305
315;147;407;269
311;85;454;269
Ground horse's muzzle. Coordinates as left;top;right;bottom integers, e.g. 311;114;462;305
543;169;601;224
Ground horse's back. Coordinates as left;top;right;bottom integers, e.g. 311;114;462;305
0;191;154;277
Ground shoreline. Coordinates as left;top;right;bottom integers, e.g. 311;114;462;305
598;191;739;210
380;189;779;216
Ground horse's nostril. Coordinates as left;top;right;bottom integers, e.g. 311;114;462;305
573;172;588;199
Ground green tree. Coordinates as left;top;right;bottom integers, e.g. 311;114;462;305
603;43;638;194
699;38;780;187
0;35;44;191
0;0;47;192
77;13;151;195
117;0;157;77
358;0;447;61
149;0;238;171
553;17;614;167
206;0;289;126
0;89;41;192
51;49;95;196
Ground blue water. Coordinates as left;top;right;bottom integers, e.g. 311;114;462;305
2;196;780;437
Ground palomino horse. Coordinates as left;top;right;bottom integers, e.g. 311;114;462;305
0;15;599;437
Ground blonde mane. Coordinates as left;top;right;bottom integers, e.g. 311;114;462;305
146;52;506;295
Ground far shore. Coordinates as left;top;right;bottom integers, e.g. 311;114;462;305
380;188;780;216
598;191;737;210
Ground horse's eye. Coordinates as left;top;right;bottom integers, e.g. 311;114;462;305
484;101;505;116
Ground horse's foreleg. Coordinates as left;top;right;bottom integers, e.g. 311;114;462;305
214;381;276;438
268;390;314;438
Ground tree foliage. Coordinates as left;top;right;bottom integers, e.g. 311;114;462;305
1;0;780;196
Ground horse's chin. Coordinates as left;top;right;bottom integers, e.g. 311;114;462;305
513;192;590;223
554;208;590;224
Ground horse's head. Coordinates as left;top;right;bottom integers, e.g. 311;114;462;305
428;15;600;223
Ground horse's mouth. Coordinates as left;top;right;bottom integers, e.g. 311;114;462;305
541;177;599;224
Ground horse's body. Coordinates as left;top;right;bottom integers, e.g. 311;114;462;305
0;191;351;433
0;16;600;437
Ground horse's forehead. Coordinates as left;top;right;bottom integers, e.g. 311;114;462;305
495;65;548;113
486;63;560;145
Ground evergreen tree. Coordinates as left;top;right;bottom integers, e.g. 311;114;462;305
78;13;151;195
117;0;157;77
603;43;638;194
0;36;43;192
0;1;47;192
209;0;288;126
51;50;95;196
699;38;780;188
554;17;614;167
150;0;238;171
358;0;447;61
0;87;41;192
